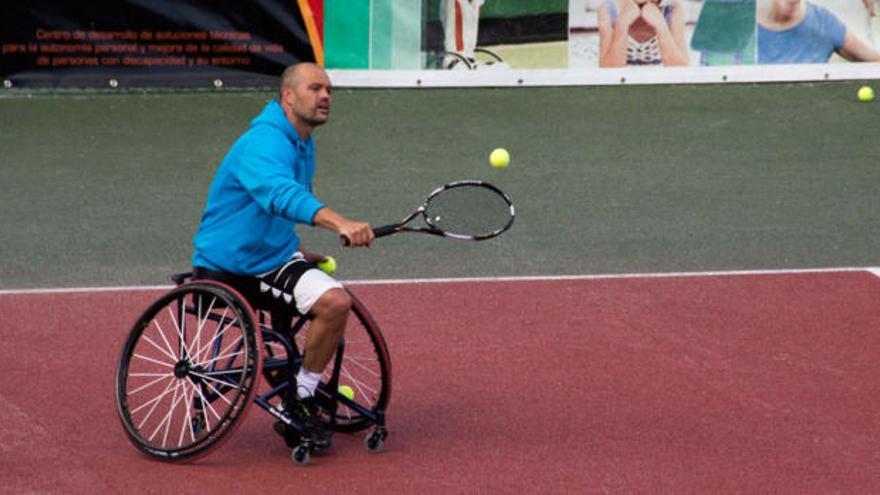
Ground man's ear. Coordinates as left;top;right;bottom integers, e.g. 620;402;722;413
281;86;295;106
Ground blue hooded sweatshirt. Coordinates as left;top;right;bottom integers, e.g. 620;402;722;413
192;100;325;275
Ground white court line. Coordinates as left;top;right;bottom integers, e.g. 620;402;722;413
1;266;879;296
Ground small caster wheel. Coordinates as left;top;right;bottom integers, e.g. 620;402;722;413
292;445;311;465
364;429;386;453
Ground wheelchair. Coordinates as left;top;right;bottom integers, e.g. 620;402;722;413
114;272;391;466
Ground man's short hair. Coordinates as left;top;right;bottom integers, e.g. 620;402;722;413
279;63;325;98
279;64;299;98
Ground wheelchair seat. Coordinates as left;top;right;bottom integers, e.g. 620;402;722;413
180;268;300;329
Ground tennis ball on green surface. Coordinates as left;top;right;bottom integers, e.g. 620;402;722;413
489;148;510;169
857;86;874;102
317;256;337;275
338;385;355;400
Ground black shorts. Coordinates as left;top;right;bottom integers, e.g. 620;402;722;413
192;253;343;317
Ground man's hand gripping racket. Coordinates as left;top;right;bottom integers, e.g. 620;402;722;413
344;180;515;244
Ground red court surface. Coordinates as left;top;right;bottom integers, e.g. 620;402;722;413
1;271;879;493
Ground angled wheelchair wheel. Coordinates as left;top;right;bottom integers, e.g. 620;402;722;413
328;290;392;432
115;281;262;461
284;289;391;433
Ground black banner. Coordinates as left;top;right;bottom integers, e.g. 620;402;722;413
0;0;315;88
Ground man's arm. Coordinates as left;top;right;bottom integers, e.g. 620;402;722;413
234;136;325;224
312;207;374;247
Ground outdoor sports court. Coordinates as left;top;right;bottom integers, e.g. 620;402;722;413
2;82;879;492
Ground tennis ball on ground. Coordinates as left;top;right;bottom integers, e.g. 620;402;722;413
338;385;355;400
317;256;337;275
489;148;510;169
857;86;874;102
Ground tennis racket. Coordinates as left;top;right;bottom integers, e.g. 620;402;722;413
366;180;515;241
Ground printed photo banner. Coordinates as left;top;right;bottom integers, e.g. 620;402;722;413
2;0;880;88
567;0;880;69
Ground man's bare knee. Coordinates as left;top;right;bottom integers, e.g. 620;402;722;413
311;288;351;320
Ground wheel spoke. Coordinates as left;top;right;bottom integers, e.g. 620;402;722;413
340;368;378;408
151;318;179;361
133;352;175;369
194;306;236;360
188;372;239;405
178;381;196;446
166;304;194;360
186;376;221;426
191;293;217;364
342;354;381;377
141;333;178;362
198;349;245;369
151;380;183;445
128;373;174;396
194;339;244;369
132;376;179;420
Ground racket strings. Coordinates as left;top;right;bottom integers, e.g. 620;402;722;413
424;185;512;238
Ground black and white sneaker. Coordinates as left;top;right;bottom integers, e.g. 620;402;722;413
291;396;332;448
274;395;331;450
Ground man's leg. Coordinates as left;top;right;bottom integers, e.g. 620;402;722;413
258;255;347;448
286;268;349;448
295;287;351;398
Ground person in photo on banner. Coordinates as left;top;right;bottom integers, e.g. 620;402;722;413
441;0;485;66
597;0;690;66
757;0;880;63
798;0;878;45
191;62;374;450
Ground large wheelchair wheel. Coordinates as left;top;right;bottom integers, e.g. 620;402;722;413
115;281;263;461
262;288;391;433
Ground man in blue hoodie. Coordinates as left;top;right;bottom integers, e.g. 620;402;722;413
192;62;374;449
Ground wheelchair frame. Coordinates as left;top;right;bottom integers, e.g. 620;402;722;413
115;272;391;465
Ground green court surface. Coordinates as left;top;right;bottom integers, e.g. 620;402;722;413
1;81;878;289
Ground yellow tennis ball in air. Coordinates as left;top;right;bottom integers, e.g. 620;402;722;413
317;256;337;275
338;385;355;400
489;148;510;169
857;85;874;102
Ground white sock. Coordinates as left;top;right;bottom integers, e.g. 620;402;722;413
296;368;323;400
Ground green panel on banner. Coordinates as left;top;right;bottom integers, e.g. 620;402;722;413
691;0;756;66
373;0;422;69
424;0;567;21
480;0;567;18
691;0;756;53
392;1;421;69
372;0;392;69
327;0;421;69
325;0;370;69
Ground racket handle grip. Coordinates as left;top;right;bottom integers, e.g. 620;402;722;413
372;224;397;238
340;224;397;246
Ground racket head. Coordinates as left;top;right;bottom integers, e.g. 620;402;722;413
420;180;515;240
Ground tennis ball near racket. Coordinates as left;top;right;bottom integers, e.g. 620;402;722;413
317;256;337;275
858;86;874;102
338;385;355;400
489;148;510;169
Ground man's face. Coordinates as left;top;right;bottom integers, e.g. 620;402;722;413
284;66;332;127
772;0;802;15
